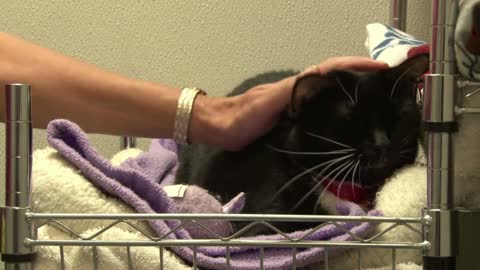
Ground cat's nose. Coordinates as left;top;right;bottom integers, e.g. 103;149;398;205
372;129;390;148
362;129;390;162
363;146;388;164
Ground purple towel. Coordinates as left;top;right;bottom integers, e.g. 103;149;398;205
47;119;380;270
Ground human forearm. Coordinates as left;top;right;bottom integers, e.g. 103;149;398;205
0;32;190;138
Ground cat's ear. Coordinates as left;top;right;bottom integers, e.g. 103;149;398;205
392;54;429;80
289;74;336;119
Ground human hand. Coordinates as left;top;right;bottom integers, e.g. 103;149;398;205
190;56;388;151
300;56;389;76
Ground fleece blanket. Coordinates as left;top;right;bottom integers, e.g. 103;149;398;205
39;119;380;270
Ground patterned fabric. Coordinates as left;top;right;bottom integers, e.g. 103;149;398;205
465;4;480;53
456;0;480;80
365;23;426;68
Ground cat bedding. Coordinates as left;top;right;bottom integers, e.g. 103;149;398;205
34;119;379;269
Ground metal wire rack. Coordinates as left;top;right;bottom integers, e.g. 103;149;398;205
28;213;428;269
1;0;478;269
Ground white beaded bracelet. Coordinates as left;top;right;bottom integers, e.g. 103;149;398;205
173;87;206;145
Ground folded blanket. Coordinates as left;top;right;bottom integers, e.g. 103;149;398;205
32;147;190;270
44;119;380;269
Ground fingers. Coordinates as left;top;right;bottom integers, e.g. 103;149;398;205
256;56;386;112
260;76;297;113
301;56;389;76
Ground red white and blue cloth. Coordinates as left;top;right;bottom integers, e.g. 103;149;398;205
365;23;427;68
365;0;480;81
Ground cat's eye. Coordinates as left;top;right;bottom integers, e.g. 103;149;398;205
335;101;354;120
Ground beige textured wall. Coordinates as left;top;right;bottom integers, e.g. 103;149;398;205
0;1;430;202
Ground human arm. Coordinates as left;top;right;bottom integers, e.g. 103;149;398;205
0;32;387;150
0;32;183;140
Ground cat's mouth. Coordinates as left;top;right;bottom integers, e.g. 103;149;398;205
320;166;392;205
322;179;367;204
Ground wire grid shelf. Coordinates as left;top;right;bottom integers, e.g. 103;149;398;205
25;212;430;270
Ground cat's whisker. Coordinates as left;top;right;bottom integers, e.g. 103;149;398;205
292;159;354;212
351;158;361;195
274;156;350;206
399;132;417;147
400;148;417;154
399;135;411;146
357;160;363;186
335;161;356;207
354;80;360;104
310;155;356;189
336;76;355;105
390;63;421;97
399;154;417;163
399;154;414;160
265;144;354;155
311;160;356;212
296;159;353;212
272;154;355;201
305;132;354;149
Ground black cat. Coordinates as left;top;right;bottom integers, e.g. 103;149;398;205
175;55;428;235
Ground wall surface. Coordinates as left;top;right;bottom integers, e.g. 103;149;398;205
0;0;434;269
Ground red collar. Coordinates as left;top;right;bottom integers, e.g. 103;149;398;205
322;179;366;204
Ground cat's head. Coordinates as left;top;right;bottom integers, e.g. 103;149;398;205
286;55;428;201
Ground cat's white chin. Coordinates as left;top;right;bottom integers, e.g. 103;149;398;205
314;189;371;215
315;190;339;214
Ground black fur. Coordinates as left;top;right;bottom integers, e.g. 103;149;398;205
175;55;429;235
